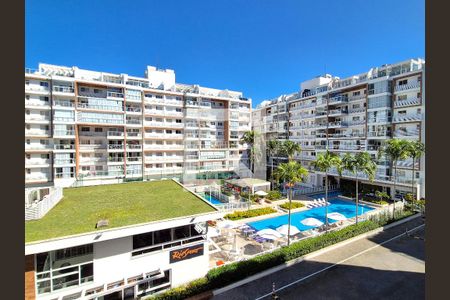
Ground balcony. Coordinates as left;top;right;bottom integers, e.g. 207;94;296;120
348;95;366;102
25;85;49;93
328;109;348;117
367;131;391;138
145;156;184;162
126;132;142;138
53;86;74;93
78;117;124;125
328;96;348;105
393;113;423;123
77;103;124;112
79;131;107;137
25;144;52;151
345;120;365;127
107;91;124;99
108;157;124;163
126;144;142;150
107;131;125;138
348;108;366;114
108;144;124;150
54;144;75;150
25;130;50;136
53;100;74;108
25;173;51;182
25;100;50;108
144;144;184;150
394;129;420;138
394;82;420;92
54;158;75;165
79;144;107;150
25;115;51;122
126;157;142;163
126;119;142;126
125;107;142;114
144;122;184;128
328;121;344;128
25;159;51;166
367;118;391;124
394;97;421;108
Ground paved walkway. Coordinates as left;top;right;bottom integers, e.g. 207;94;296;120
212;217;425;300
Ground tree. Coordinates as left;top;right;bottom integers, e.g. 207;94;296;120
406;140;425;200
313;151;342;228
378;139;410;218
240;131;259;176
281;140;302;161
267;140;282;189
274;161;309;245
375;190;389;203
341;152;376;224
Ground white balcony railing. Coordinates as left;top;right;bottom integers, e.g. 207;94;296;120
53;86;74;93
394;82;420;92
393;113;423;123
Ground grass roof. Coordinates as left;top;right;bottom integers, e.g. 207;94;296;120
25;180;216;243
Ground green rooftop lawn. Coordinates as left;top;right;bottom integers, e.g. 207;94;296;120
25;180;216;243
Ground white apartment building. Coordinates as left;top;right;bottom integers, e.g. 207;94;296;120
253;58;425;199
25;180;223;300
25;64;252;188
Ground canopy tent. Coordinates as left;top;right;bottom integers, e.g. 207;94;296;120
225;178;271;194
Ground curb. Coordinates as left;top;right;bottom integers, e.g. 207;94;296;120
213;213;421;295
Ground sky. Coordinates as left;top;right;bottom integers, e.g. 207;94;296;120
25;0;424;107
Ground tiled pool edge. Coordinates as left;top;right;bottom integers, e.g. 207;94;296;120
213;213;422;296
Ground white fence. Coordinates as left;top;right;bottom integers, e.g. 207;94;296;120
25;188;63;220
215;202;251;212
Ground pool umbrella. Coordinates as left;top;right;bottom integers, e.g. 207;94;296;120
276;224;300;236
327;212;347;221
255;190;268;196
217;220;238;229
257;228;283;240
301;218;324;227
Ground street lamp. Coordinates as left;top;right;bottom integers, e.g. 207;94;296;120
285;182;295;246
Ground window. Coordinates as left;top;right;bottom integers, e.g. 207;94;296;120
40;81;49;87
398;95;407;101
353;91;360;96
81;127;90;132
94;89;100;94
399;79;408;86
26;110;30;115
95;128;103;132
25;80;30;85
26;169;31;174
80;87;86;92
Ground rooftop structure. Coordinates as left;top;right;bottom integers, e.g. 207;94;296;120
25;180;216;243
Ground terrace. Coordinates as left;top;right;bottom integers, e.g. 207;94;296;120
25;180;216;243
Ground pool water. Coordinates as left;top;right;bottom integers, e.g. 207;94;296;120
248;198;375;232
202;194;224;205
308;191;341;199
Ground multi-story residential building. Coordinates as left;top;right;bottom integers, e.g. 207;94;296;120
253;58;425;199
25;64;252;188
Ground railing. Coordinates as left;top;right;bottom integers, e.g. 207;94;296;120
77;103;124;112
25;188;63;220
79;131;106;136
393;114;423;123
328;109;348;115
25;101;50;107
144;122;184;128
394;82;420;92
126;119;142;125
328;96;348;104
53;86;74;93
25;159;51;165
25;116;51;121
345;120;366;126
25;130;50;136
125;107;142;113
215;201;251;211
54;158;75;165
394;130;420;137
78;117;124;124
126;132;141;137
108;144;124;150
348;108;366;114
54;144;75;150
53;100;74;107
107;91;124;98
108;157;124;162
107;131;125;137
79;144;107;149
292;185;340;196
367;118;391;123
78;170;125;178
348;95;366;102
25;85;49;92
126;157;142;162
126;144;142;150
394;97;421;108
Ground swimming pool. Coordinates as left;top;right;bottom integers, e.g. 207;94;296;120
247;198;375;232
308;191;341;199
202;194;224;206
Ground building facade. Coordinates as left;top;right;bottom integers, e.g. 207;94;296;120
25;64;252;188
253;58;425;199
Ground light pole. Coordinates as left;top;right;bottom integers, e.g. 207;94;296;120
286;182;294;246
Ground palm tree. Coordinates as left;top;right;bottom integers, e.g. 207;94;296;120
406;140;425;200
267;140;281;188
313;151;342;228
378;139;410;218
341;152;376;224
274;161;309;245
240;131;259;176
281;140;302;161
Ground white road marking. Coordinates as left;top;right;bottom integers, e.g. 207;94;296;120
254;223;425;300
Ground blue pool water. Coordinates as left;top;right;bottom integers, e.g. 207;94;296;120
203;194;224;205
248;198;375;232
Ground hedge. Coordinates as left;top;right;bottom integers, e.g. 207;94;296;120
149;209;415;300
224;207;277;221
267;190;282;201
279;201;305;210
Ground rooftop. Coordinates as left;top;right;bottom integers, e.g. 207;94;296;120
25;180;216;243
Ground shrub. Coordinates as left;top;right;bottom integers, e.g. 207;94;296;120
279;201;304;210
150;210;417;299
266;190;282;201
224;207;277;220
